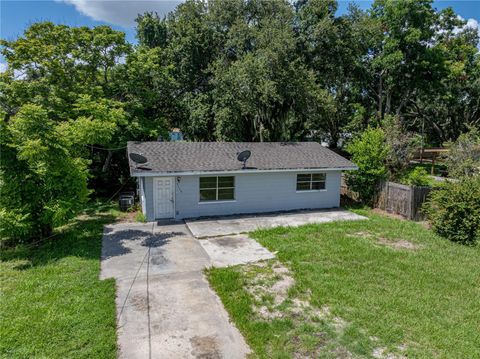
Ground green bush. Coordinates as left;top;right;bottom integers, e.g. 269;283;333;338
382;115;420;178
346;127;389;205
401;167;433;186
445;127;480;179
0;208;31;243
425;176;480;245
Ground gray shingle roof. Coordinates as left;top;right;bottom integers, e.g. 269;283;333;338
127;141;356;175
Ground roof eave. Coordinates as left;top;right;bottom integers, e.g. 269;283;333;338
130;166;358;177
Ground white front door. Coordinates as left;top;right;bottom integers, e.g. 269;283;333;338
154;177;175;219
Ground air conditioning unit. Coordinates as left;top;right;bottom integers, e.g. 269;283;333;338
119;192;135;211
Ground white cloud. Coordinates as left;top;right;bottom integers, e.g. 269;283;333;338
0;62;7;73
465;18;480;36
454;16;480;37
59;0;183;28
454;16;480;49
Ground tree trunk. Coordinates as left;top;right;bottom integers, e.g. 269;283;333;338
103;64;109;84
385;91;391;116
395;90;410;117
378;73;383;120
102;150;113;173
329;134;339;149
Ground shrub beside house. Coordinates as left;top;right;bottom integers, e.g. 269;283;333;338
346;124;480;245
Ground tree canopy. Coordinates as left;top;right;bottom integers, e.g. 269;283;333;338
1;0;479;241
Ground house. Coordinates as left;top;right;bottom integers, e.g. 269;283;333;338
127;141;357;221
169;128;184;142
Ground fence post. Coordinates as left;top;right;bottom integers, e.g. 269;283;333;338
409;186;416;220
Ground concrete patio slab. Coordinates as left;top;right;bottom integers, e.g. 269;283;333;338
185;208;367;238
199;234;275;267
101;221;250;359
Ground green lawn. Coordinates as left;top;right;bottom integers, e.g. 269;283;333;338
0;202;122;358
207;209;480;358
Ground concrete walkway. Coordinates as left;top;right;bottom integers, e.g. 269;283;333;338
185;208;367;238
101;222;251;359
199;234;275;268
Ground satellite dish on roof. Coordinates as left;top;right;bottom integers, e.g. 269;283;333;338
129;153;148;165
237;150;251;169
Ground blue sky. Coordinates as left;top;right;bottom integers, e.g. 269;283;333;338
1;0;479;69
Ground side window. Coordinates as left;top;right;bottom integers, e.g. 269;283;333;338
199;176;235;201
296;173;326;191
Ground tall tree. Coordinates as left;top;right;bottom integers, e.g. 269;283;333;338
369;0;441;120
0;23;130;120
0;22;131;203
0;99;124;242
211;0;325;141
136;12;169;49
296;0;379;146
409;8;480;143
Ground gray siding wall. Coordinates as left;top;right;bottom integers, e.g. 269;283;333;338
142;171;341;220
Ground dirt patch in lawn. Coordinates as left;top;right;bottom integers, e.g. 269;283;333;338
244;261;295;319
244;261;339;323
376;237;423;251
238;259;409;358
348;230;422;251
348;231;376;238
373;346;407;359
240;260;355;357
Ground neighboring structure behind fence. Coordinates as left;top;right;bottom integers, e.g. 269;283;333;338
374;181;432;220
412;148;448;175
341;175;432;221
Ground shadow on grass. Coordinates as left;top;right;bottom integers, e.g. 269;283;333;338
0;203;119;269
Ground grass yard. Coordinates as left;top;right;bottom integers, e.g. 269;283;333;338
207;209;480;358
0;202;122;358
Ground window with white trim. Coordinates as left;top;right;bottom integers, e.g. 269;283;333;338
199;176;235;201
296;173;326;191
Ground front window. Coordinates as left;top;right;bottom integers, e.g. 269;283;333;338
200;176;235;201
296;173;326;191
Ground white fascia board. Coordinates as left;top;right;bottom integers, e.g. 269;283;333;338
131;166;358;177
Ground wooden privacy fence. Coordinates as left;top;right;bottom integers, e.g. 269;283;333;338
374;181;432;221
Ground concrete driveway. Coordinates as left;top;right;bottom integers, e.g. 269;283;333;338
185;208;367;238
101;222;251;359
101;208;365;358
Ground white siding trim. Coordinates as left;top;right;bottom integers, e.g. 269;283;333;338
198;200;237;205
295;189;327;193
140;178;147;215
